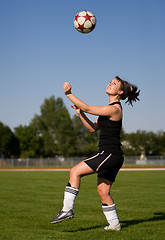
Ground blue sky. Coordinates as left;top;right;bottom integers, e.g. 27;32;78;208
0;0;165;133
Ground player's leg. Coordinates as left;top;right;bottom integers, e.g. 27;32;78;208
69;160;94;189
51;161;94;224
97;177;121;231
97;177;114;205
62;161;94;211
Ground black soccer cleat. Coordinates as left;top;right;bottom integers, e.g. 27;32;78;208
51;209;74;224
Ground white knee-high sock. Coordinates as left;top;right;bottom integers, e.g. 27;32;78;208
62;185;79;212
102;204;119;226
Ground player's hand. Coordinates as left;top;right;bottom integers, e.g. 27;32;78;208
63;82;72;95
71;105;81;115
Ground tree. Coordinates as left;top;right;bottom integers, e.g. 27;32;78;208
14;125;43;158
154;131;165;156
31;96;75;157
0;122;19;158
72;114;99;156
121;130;165;156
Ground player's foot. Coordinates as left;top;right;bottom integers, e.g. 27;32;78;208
51;209;74;224
104;223;121;231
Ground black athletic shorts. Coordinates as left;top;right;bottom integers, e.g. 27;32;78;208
84;150;124;182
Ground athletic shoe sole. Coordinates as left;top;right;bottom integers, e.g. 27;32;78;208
51;214;74;224
103;224;121;231
51;209;74;224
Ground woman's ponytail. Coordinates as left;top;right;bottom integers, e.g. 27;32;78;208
116;76;140;106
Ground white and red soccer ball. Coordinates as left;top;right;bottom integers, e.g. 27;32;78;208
74;11;96;34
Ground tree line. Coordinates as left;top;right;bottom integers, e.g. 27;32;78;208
0;96;165;158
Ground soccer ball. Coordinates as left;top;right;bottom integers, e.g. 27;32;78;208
74;11;96;34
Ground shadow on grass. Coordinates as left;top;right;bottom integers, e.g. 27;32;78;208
63;212;165;232
120;212;165;229
63;224;104;232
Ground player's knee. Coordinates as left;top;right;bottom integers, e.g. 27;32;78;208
70;167;75;178
70;166;79;178
97;185;109;198
97;187;101;197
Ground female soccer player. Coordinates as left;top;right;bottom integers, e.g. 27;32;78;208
51;76;140;230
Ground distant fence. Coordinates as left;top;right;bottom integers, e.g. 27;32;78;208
0;156;165;168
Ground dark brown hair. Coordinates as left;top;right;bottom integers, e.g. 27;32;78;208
115;76;140;106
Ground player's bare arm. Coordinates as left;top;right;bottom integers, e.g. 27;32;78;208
79;111;99;132
63;82;121;119
72;105;99;132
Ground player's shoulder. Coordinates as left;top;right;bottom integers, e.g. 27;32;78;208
107;104;120;113
109;102;122;112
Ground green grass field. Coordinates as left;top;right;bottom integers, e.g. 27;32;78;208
0;170;165;240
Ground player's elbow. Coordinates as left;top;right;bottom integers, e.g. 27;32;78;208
89;126;98;133
89;128;96;133
82;105;90;113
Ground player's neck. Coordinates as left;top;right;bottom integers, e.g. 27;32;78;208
108;95;120;105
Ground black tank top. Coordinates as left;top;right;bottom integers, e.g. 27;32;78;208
98;102;123;154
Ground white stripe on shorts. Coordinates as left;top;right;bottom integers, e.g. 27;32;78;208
84;152;100;162
96;153;112;172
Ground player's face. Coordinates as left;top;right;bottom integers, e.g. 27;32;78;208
106;78;122;96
